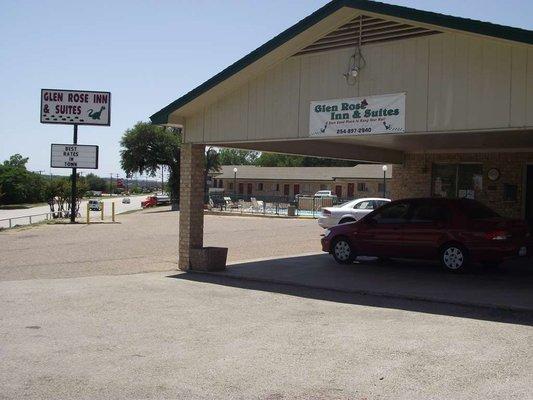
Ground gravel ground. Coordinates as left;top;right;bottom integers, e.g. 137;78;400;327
0;208;321;281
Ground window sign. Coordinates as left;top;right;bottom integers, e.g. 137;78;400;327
432;164;483;199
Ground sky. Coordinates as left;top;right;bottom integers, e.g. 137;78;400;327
1;0;531;177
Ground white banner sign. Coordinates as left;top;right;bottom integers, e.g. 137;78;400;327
310;93;405;137
41;89;111;126
50;144;99;169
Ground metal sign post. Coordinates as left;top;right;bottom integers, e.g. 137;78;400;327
70;125;78;223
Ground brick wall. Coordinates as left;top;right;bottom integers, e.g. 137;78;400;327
391;152;533;219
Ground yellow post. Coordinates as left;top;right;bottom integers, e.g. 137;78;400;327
112;202;115;222
86;206;90;224
101;202;104;221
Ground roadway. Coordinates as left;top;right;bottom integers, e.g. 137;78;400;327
0;195;147;228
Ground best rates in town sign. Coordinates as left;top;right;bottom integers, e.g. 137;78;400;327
50;144;99;169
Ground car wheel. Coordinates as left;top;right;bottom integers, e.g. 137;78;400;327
440;244;469;272
339;217;355;224
332;237;355;264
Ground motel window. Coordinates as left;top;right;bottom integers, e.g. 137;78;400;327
275;183;280;191
432;164;483;199
229;183;233;190
258;182;264;191
357;182;368;192
219;180;223;188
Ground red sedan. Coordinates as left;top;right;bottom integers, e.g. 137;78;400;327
321;198;531;272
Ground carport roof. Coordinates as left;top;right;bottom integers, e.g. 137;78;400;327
212;164;392;181
150;0;533;125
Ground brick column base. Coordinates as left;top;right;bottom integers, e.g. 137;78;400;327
178;144;205;270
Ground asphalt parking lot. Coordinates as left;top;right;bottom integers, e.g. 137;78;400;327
1;208;532;399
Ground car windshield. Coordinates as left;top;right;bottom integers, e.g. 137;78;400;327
459;199;500;219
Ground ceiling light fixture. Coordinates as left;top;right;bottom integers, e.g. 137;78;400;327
344;16;366;85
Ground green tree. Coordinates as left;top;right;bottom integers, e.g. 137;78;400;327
254;152;357;167
205;147;221;197
0;154;46;204
85;173;107;192
120;122;182;208
218;148;258;165
44;175;88;217
254;153;304;167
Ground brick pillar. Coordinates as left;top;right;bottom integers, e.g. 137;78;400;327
178;143;205;271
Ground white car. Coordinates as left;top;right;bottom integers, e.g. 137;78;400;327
122;197;131;204
88;199;102;211
314;190;336;197
318;197;390;228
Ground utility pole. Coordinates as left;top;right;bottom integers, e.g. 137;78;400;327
109;173;113;195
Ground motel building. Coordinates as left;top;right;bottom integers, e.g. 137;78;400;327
150;0;533;271
210;164;392;200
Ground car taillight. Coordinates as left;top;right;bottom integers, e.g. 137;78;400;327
322;209;331;216
485;230;510;240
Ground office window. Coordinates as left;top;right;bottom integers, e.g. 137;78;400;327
229;183;233;190
258;182;263;191
357;182;368;192
275;183;280;191
432;164;483;199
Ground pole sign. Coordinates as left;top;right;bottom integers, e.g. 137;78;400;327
309;92;405;137
50;144;99;169
41;89;111;126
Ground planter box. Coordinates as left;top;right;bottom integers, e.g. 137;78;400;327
189;247;228;271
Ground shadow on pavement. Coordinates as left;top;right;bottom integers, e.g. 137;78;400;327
143;208;175;214
169;253;533;326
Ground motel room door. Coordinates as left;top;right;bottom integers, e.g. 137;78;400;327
347;183;354;198
335;185;343;199
293;184;300;197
